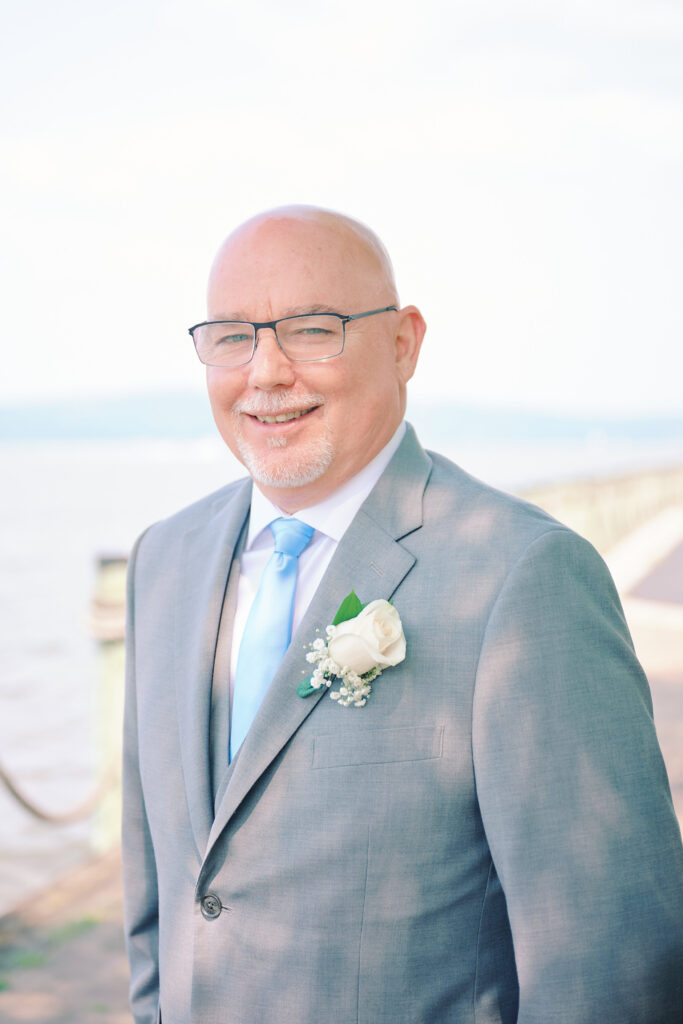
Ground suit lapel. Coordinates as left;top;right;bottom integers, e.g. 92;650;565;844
174;479;252;858
206;427;433;855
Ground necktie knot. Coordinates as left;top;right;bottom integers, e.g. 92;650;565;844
270;518;314;559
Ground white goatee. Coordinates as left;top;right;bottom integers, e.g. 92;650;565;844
233;391;334;489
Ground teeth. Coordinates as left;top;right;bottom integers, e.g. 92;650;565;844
255;408;312;424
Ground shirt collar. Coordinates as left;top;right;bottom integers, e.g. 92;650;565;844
247;421;406;549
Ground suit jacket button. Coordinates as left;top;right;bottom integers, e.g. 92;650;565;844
200;893;222;920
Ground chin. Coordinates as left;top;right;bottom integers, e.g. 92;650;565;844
236;434;335;490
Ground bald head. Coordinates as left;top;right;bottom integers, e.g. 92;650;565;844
202;204;425;511
207;205;399;320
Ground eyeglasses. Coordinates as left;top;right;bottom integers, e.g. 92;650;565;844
188;306;398;368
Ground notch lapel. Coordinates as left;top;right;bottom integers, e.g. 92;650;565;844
174;480;252;858
206;427;432;856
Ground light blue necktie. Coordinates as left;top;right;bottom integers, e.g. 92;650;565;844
229;518;314;760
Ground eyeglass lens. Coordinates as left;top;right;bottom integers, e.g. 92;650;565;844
193;315;345;367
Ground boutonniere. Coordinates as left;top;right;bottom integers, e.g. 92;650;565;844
297;591;406;707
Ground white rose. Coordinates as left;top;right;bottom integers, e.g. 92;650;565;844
327;600;406;676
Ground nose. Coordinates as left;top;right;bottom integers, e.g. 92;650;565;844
247;327;296;390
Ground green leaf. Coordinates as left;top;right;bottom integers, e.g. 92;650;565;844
332;590;364;626
297;677;317;698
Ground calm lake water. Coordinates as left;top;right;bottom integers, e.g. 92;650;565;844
1;432;682;915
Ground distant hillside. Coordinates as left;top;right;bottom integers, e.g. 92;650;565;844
0;391;681;444
0;392;215;441
408;402;683;444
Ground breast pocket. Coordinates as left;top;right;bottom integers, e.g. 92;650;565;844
311;724;444;769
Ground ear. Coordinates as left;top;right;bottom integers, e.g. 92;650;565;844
394;305;426;384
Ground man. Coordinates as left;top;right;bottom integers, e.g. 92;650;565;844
123;206;683;1024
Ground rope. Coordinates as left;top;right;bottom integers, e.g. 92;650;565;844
0;760;118;825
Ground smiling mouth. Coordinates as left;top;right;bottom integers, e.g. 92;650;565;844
251;406;319;424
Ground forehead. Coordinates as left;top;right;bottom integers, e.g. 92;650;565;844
207;215;390;318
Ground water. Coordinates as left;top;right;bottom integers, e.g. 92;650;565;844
1;432;682;916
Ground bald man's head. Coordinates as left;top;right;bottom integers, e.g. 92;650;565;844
207;205;399;320
200;205;425;512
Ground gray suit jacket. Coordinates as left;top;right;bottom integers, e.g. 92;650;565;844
123;426;683;1024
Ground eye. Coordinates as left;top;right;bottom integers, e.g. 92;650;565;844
295;325;334;337
285;315;339;338
217;331;252;346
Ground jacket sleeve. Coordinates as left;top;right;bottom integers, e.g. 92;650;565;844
472;527;683;1024
122;528;161;1024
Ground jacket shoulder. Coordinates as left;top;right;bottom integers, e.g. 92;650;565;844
418;448;606;586
426;449;565;535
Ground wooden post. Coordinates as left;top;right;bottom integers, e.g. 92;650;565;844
87;556;127;853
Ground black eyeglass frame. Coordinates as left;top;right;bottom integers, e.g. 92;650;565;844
188;305;398;367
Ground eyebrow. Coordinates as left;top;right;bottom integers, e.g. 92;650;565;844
285;304;343;317
210;304;344;322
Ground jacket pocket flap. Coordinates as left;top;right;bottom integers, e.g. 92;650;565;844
312;725;443;769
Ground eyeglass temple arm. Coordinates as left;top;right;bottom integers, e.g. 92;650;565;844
345;306;398;323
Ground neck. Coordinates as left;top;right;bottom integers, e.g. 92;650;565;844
253;421;407;515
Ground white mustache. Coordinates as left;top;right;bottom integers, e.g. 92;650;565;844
235;391;325;416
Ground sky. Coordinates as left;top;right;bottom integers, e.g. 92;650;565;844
2;0;682;416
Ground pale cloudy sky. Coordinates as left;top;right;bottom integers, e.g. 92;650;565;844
2;0;682;415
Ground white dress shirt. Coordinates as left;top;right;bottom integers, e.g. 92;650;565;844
229;422;406;700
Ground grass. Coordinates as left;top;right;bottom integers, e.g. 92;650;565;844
10;951;46;969
0;915;100;978
49;917;99;945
